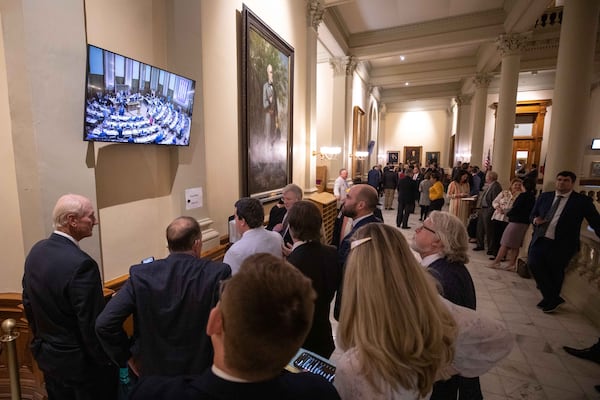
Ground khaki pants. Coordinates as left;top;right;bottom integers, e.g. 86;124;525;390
384;188;395;209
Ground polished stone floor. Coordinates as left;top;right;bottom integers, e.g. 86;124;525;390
329;204;600;400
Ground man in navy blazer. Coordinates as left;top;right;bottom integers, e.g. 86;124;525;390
334;184;382;319
95;216;231;377
528;171;600;313
22;194;117;400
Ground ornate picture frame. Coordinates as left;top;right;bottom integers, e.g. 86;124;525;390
591;161;600;177
387;150;400;165
404;146;422;165
425;151;440;165
241;5;294;200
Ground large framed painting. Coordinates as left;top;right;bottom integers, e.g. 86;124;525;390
426;151;440;166
591;161;600;177
241;5;294;199
387;150;399;165
404;146;422;166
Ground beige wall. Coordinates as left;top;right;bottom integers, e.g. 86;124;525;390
0;0;314;291
383;110;450;168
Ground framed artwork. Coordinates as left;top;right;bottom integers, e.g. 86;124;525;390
426;151;440;165
387;150;400;165
404;146;422;165
591;161;600;177
241;5;294;199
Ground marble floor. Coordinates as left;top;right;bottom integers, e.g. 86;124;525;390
329;204;600;400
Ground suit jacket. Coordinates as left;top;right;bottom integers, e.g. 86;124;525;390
334;214;382;319
397;176;418;203
95;253;231;376
530;191;600;256
130;368;340;400
427;258;476;310
287;242;341;358
22;233;110;381
480;180;502;208
367;168;381;188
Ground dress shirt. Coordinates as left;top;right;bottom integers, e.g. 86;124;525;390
53;230;79;247
419;253;444;267
545;191;572;240
351;213;374;229
223;227;283;274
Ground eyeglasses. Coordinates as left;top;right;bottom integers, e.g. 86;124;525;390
416;224;437;235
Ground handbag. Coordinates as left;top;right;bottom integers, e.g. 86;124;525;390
516;258;531;279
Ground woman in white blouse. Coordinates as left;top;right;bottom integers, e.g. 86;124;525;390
334;223;513;400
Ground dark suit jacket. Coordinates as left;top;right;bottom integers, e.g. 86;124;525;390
397;176;418;204
95;253;231;376
334;214;382;319
480;180;502;208
287;242;341;358
130;368;340;400
530;191;600;256
427;257;476;310
22;233;110;381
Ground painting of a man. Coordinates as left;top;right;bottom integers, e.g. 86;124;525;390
263;64;280;147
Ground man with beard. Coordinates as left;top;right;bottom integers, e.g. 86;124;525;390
334;184;382;319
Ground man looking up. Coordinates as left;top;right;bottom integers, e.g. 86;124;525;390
22;194;117;400
96;216;232;377
334;184;382;319
130;254;340;400
269;183;303;255
223;197;283;274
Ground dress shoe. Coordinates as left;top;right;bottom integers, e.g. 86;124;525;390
473;247;484;251
542;298;565;313
486;250;494;255
563;343;600;364
401;226;410;230
389;208;395;210
536;299;547;309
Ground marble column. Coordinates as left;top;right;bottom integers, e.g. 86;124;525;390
543;0;600;190
304;0;323;192
455;94;473;163
493;33;528;187
470;73;491;166
329;56;356;177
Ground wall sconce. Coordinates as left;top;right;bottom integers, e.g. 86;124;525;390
354;151;369;160
313;146;341;160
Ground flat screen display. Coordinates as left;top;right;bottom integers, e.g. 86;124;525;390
84;44;196;146
592;139;600;150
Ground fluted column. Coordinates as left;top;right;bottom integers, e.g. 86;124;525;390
470;73;491;167
329;56;356;175
304;0;323;192
544;0;600;190
455;94;473;162
493;33;528;187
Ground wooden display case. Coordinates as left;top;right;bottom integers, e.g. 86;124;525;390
307;192;337;245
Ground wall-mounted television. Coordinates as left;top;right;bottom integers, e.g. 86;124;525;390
84;44;196;146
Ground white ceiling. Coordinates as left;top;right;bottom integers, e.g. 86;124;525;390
317;0;571;109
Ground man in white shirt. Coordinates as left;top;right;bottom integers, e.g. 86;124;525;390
333;168;349;209
223;197;283;274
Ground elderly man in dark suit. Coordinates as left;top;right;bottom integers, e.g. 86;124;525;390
22;194;117;400
411;210;481;400
96;216;231;377
475;171;502;253
529;170;600;313
396;168;418;229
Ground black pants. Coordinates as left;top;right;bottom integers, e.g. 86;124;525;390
490;219;508;255
528;237;574;305
430;198;444;212
430;376;483;400
397;201;414;227
44;364;117;400
420;204;429;220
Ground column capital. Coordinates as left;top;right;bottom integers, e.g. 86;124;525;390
307;0;324;31
473;73;492;89
329;56;357;76
455;94;473;106
496;33;530;57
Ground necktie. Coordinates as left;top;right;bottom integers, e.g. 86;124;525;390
540;195;564;236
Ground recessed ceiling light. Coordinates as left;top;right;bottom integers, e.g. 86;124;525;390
405;82;410;86
400;55;405;61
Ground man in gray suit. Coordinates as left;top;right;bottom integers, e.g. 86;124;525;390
474;171;502;254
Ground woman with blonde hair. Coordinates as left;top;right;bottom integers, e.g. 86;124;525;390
334;223;513;400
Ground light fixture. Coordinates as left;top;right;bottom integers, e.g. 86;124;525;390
404;82;410;86
354;151;369;160
400;55;405;61
312;146;341;160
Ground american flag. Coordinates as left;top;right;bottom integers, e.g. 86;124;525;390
484;148;491;170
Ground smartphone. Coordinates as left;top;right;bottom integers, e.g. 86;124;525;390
141;256;155;264
292;351;336;383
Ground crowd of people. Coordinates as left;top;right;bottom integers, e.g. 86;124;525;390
20;161;600;399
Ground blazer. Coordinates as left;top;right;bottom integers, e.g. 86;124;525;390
427;257;476;310
22;233;110;381
95;253;231;376
530;191;600;256
397;176;418;203
287;242;341;358
130;368;340;400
